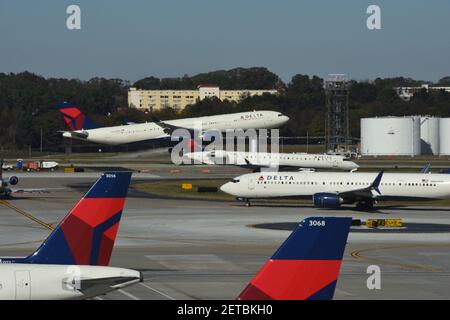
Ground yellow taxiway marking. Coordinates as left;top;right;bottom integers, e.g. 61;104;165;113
0;200;54;231
350;244;450;272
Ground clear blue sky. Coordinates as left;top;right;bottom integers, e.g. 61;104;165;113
1;0;449;83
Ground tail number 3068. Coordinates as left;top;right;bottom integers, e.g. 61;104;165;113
309;220;326;227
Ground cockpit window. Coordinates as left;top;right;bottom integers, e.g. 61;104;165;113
278;114;283;117
232;179;240;183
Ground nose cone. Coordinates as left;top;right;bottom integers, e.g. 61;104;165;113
280;115;290;124
347;161;359;170
184;152;207;164
220;182;233;195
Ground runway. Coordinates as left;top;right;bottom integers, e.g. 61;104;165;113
0;174;449;299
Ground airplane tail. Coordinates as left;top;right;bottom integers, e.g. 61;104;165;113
24;171;132;266
57;101;101;131
238;217;352;300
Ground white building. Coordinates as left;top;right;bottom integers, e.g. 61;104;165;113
128;85;278;112
394;84;450;101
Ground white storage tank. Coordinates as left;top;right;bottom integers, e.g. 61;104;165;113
420;116;440;155
360;117;421;156
439;118;450;155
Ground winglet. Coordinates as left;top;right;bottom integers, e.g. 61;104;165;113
23;172;132;266
371;171;383;195
421;163;431;174
238;217;352;300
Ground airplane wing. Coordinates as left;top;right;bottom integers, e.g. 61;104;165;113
239;155;297;171
155;121;215;137
59;130;89;139
10;187;67;194
155;121;192;135
337;171;383;202
64;276;141;298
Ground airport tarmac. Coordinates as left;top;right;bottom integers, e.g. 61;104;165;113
0;175;449;300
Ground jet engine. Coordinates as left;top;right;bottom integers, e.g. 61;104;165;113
313;193;343;208
9;176;18;185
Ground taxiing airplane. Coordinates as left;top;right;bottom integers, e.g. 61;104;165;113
238;216;352;300
58;102;289;146
184;150;359;171
0;171;143;299
220;170;450;210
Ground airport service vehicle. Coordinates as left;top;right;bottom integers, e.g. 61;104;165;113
22;160;59;172
0;171;142;299
58;102;289;146
1;162;13;170
184;150;359;171
238;217;352;300
220;170;450;210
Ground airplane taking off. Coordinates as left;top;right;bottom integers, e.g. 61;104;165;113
220;170;450;210
58;102;289;146
238;217;352;300
184;150;359;171
0;171;143;300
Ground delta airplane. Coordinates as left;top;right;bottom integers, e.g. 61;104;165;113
58;102;289;146
184;150;359;171
220;170;450;210
0;171;143;300
238;216;352;300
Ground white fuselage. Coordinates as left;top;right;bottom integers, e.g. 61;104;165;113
63;111;289;145
220;171;450;200
0;264;141;300
185;151;359;170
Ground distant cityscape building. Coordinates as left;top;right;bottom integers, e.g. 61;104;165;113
128;85;278;112
394;84;450;101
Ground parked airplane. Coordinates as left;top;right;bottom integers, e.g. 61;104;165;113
220;170;450;210
58;102;289;146
0;171;143;299
184;150;359;171
0;264;141;300
238;216;352;300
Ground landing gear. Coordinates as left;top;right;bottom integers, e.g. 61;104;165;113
356;201;374;211
237;197;251;207
1;192;11;199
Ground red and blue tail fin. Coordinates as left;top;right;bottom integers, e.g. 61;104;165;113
57;101;100;130
24;171;132;266
238;217;352;300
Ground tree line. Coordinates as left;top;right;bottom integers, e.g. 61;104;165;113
0;69;450;151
